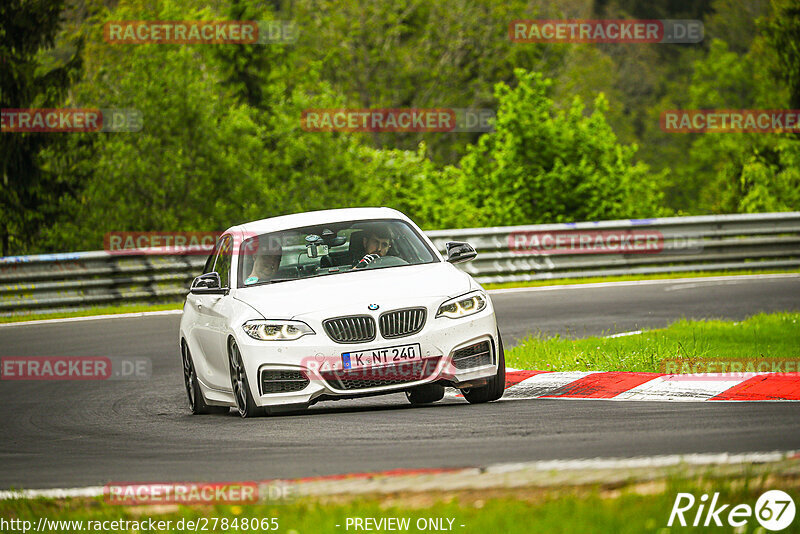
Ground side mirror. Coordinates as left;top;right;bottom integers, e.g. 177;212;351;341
445;241;477;264
190;272;227;295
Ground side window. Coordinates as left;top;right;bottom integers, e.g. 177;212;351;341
202;251;216;275
212;235;233;288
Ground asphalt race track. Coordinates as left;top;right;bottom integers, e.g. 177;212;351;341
1;275;799;489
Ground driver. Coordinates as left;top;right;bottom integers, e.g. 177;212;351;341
245;238;282;284
354;227;392;268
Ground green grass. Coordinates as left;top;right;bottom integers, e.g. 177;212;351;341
483;269;798;290
507;311;800;373
2;471;798;533
0;302;183;324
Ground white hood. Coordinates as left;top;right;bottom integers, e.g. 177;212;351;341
233;262;473;319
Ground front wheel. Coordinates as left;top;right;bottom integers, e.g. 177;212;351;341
406;383;445;405
463;335;506;404
229;340;265;418
182;342;228;415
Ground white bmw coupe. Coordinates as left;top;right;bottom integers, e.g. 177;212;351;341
179;207;505;417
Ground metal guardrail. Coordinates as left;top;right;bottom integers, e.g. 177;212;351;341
426;212;800;284
1;212;799;316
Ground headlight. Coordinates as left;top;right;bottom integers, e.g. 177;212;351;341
242;320;315;341
436;291;487;319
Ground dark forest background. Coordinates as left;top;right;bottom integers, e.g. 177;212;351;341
1;0;798;255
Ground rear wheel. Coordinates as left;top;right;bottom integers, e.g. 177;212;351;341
229;340;265;418
463;335;506;404
406;383;445;405
182;342;228;415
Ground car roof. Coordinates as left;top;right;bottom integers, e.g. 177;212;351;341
230;207;412;236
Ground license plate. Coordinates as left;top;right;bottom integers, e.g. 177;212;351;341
342;343;423;370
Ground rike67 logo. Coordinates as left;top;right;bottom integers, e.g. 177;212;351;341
668;490;796;531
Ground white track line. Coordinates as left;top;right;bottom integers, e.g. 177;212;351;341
604;330;644;339
0;309;183;328
485;450;798;473
0;486;105;500
487;273;799;295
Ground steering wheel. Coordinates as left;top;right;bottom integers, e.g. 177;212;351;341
361;255;410;269
354;254;381;269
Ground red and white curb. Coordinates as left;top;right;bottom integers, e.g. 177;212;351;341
452;369;800;401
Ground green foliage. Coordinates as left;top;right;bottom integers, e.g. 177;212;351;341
4;0;799;255
761;0;800;109
0;0;82;256
42;0;267;248
677;38;800;214
41;0;373;250
288;0;562;165
455;70;665;226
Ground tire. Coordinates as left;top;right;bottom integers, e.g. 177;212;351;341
228;339;266;418
406;383;445;405
463;334;506;404
182;342;228;415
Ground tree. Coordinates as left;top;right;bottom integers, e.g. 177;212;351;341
287;0;561;165
678;33;799;214
761;0;800;110
40;0;388;250
0;0;82;255
454;69;665;226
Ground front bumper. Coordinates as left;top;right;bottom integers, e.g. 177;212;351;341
234;306;499;409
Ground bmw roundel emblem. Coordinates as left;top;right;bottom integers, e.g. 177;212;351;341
368;304;379;310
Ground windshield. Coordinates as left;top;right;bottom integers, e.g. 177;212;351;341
237;219;438;288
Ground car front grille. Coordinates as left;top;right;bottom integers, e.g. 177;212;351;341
320;357;441;391
451;341;493;370
260;369;309;394
323;315;376;344
379;307;426;339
